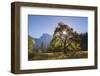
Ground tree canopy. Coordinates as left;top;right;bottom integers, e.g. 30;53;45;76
49;22;81;53
28;35;34;54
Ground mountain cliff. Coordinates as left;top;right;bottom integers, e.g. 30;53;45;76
32;33;52;50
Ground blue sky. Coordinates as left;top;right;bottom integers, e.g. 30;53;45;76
28;15;88;38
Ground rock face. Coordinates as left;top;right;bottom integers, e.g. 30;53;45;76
33;33;52;50
40;34;52;48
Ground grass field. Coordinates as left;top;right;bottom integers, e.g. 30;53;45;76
28;51;88;60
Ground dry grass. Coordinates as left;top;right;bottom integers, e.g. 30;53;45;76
28;51;88;60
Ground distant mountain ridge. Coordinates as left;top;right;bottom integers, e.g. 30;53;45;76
32;33;52;50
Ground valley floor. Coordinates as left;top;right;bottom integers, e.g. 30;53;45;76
28;51;88;60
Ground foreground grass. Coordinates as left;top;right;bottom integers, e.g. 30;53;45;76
28;51;88;60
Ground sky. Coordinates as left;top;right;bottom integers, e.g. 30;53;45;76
28;15;88;38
